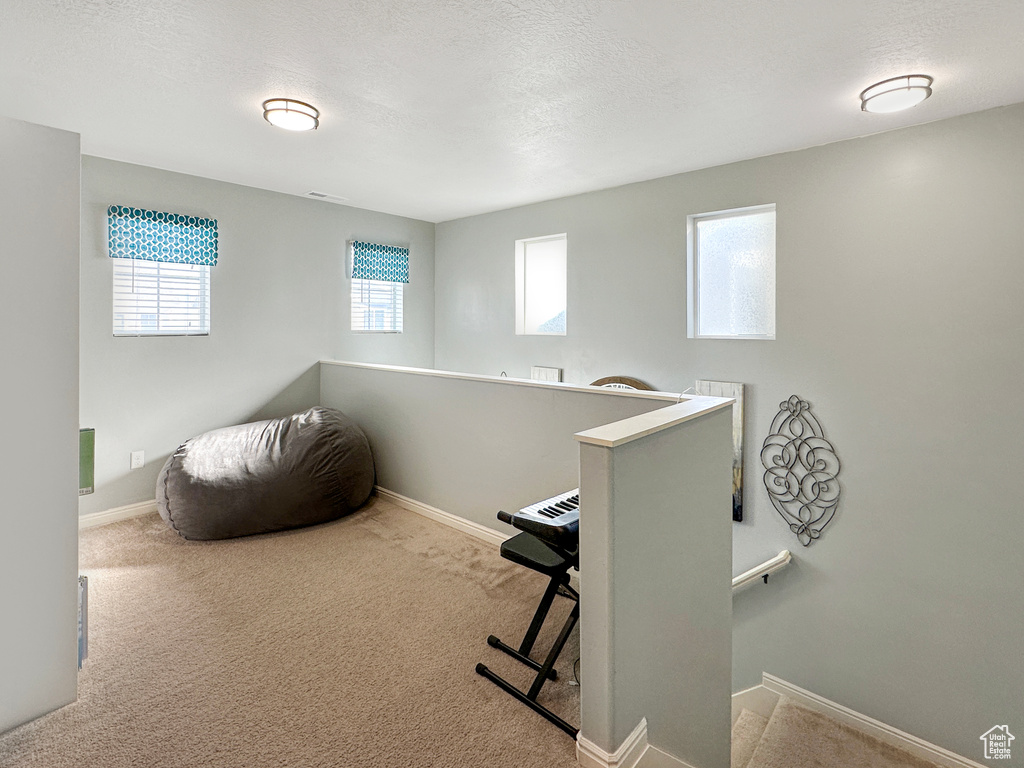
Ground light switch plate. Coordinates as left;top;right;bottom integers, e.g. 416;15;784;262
530;366;563;382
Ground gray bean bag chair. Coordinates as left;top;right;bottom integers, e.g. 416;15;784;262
157;406;374;540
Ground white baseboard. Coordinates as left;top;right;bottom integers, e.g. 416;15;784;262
577;718;649;768
635;746;697;768
374;486;582;592
79;499;158;530
373;486;509;547
761;673;985;768
79;490;508;541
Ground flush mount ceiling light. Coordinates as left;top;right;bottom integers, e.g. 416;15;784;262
860;75;933;114
262;98;320;131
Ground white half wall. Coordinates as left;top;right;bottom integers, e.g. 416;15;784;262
318;361;677;533
577;402;733;768
322;361;734;766
0;116;80;732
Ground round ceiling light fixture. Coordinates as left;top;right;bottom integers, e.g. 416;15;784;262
262;98;320;131
860;75;933;114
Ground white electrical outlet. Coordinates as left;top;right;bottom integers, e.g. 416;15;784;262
130;450;145;470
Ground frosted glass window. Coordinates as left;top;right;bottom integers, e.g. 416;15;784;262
515;234;567;335
688;206;775;339
351;278;403;333
112;258;210;336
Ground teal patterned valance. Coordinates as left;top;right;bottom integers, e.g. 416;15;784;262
108;205;219;266
350;240;409;283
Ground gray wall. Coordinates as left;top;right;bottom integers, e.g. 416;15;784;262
319;362;670;533
0;116;80;731
434;104;1024;762
79;158;435;516
579;406;733;766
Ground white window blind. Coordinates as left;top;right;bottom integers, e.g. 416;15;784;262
351;278;403;333
112;258;210;336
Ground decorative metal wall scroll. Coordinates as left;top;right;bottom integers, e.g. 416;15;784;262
696;380;746;522
761;395;841;546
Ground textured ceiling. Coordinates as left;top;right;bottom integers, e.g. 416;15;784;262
2;0;1023;222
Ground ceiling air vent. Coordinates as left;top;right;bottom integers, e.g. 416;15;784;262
305;191;349;204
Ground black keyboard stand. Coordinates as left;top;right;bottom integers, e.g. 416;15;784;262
475;518;580;739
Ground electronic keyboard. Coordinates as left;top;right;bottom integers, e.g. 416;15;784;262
519;488;579;522
498;488;579;552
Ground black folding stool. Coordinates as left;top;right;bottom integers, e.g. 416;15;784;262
475;514;579;738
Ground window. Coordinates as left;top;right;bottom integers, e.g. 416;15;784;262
688;205;775;339
351;278;403;332
515;233;566;335
107;205;218;337
113;259;210;336
349;240;408;333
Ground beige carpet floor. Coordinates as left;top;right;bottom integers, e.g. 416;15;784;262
744;697;944;768
0;496;580;767
730;708;769;768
